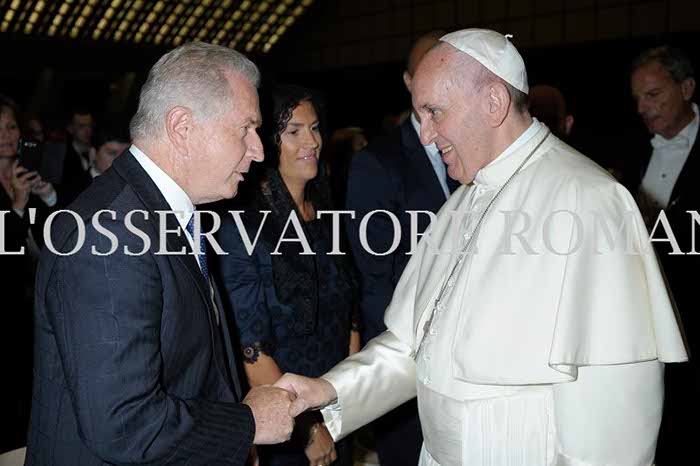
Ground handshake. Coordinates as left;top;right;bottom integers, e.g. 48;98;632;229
241;374;338;445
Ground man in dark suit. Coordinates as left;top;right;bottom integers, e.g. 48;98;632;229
26;42;295;465
344;31;459;466
57;107;95;206
629;45;699;465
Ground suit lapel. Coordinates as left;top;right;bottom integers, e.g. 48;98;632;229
401;120;447;206
212;284;243;399
669;139;700;209
112;151;239;397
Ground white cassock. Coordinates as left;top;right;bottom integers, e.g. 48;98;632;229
321;120;688;466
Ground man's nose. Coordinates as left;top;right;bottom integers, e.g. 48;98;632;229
420;120;437;145
637;98;650;115
249;131;264;161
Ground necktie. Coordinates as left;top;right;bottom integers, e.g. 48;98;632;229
186;215;209;283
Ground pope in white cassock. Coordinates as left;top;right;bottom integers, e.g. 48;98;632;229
276;29;689;466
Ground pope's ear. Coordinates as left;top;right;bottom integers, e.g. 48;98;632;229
485;81;510;127
165;106;192;154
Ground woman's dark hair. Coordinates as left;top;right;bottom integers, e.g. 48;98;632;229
0;93;19;121
255;84;330;207
259;84;327;168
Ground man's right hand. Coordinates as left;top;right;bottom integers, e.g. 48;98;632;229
242;385;295;445
274;374;338;417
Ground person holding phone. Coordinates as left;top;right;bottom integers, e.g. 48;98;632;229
0;94;58;453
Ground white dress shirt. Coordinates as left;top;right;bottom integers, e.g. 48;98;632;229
130;144;195;246
411;113;450;199
130;145;219;324
641;103;699;208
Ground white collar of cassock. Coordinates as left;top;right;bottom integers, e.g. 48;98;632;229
473;118;544;188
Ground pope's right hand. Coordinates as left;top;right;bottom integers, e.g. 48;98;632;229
242;385;295;444
274;373;338;417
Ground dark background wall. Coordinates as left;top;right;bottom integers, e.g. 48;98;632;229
2;0;699;169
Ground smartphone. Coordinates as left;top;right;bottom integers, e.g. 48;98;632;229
17;139;43;172
17;139;66;185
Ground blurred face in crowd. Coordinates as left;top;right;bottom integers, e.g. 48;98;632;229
278;100;322;185
185;71;263;203
26;118;44;142
68;113;95;146
631;61;696;140
351;133;368;153
94;140;129;174
0;106;20;158
412;44;493;185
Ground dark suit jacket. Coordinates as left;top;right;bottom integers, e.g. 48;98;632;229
625;131;700;466
345;119;459;343
26;151;255;465
624;135;700;276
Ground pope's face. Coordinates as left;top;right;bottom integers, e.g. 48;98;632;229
631;61;695;140
412;45;492;185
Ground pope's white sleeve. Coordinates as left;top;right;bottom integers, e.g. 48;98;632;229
552;360;664;466
320;330;417;441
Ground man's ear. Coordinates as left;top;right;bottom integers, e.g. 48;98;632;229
681;77;696;101
403;71;412;94
165;106;192;155
486;82;511;127
564;115;574;136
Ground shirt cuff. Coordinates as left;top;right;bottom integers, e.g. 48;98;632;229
320;378;343;441
40;187;57;207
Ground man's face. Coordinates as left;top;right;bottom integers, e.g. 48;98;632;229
631;61;695;139
188;72;264;203
412;45;491;185
68;113;94;146
94;141;129;174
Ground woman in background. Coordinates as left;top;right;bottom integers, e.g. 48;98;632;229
0;95;57;453
216;85;359;466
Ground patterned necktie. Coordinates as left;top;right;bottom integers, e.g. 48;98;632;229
186;215;209;283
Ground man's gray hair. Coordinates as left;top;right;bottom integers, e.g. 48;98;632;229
130;41;260;140
631;46;695;84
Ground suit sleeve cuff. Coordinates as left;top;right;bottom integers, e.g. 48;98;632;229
179;399;255;465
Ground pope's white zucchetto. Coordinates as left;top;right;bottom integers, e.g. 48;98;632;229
440;29;529;94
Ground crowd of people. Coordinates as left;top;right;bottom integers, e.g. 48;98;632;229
0;28;697;466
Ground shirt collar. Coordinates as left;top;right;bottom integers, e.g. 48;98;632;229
651;103;699;151
410;112;440;158
473;119;544;187
129;144;194;231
